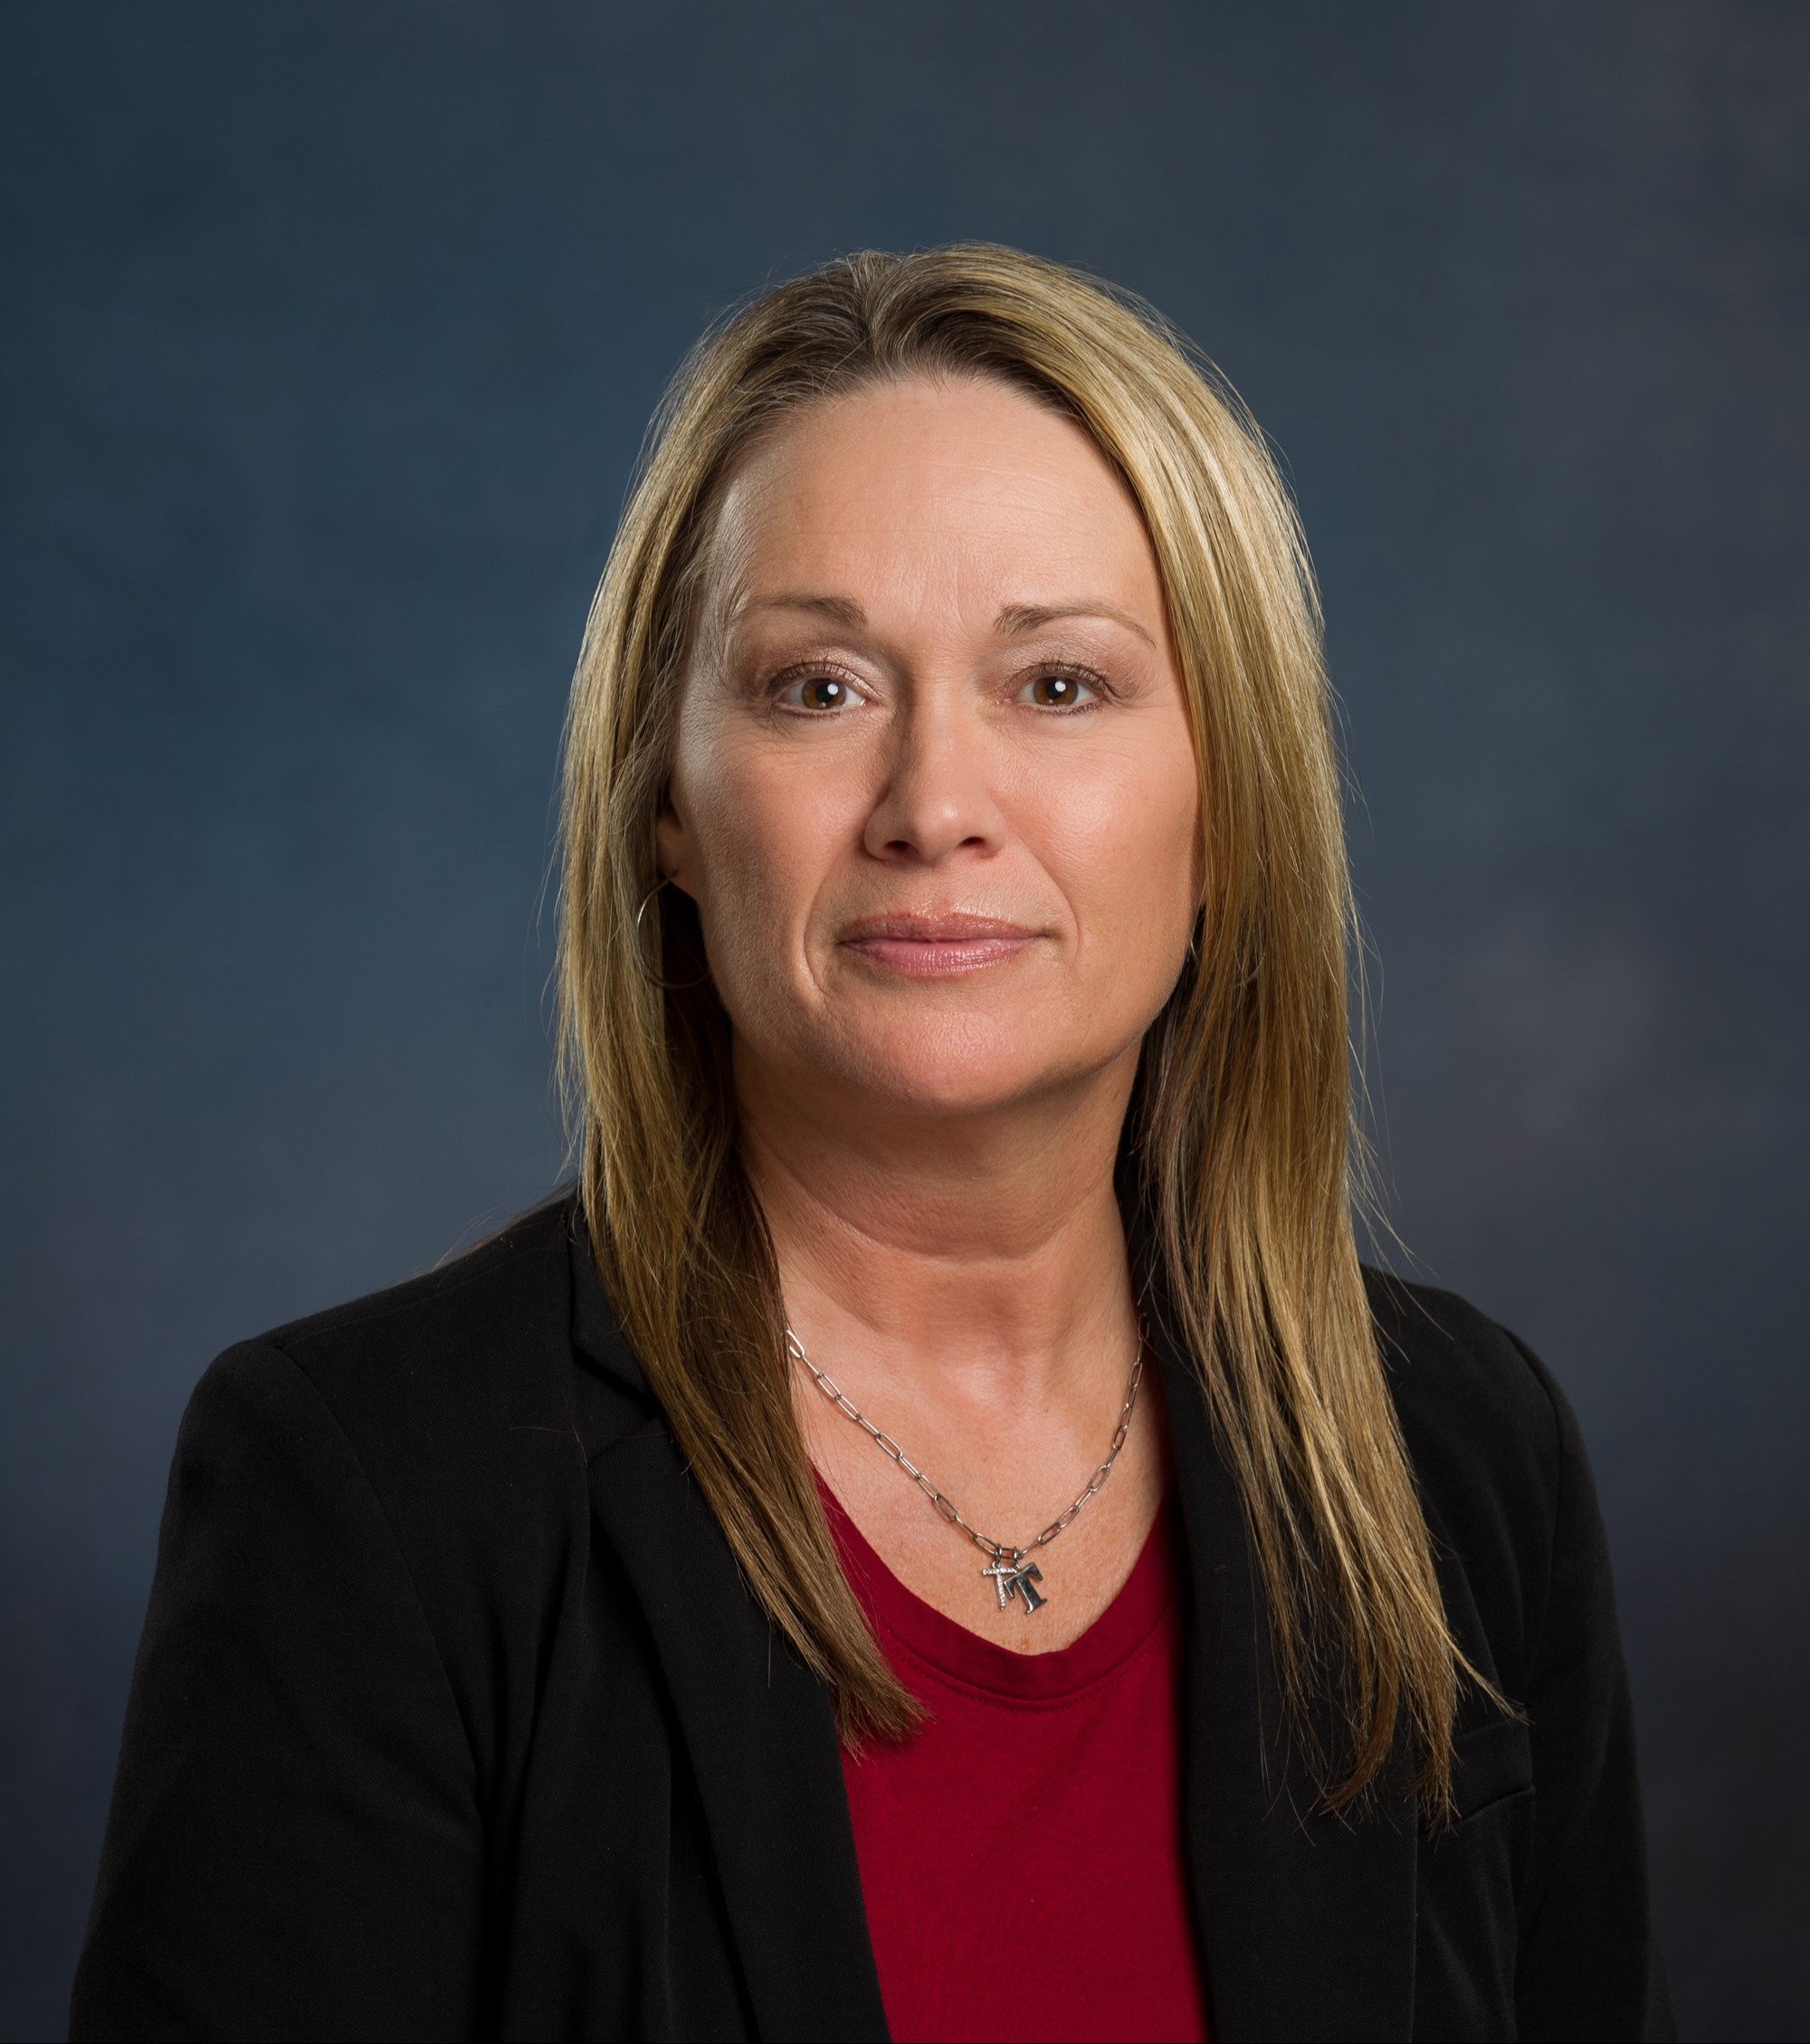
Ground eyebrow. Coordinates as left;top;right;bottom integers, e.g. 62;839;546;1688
735;592;1156;646
993;601;1156;647
734;592;868;629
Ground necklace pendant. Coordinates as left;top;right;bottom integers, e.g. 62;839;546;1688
983;1556;1047;1615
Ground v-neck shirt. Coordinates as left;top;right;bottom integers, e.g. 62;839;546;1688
820;1480;1211;2043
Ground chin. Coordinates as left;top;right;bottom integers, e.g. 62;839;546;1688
822;1011;1110;1118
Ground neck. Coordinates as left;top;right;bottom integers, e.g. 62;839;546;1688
737;1045;1140;1404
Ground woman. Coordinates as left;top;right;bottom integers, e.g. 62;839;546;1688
72;245;1670;2043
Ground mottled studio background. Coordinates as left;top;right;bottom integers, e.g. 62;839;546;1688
3;5;1805;2039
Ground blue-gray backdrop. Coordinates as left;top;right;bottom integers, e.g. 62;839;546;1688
3;5;1805;2039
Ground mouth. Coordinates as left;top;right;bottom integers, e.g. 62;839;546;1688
836;911;1043;979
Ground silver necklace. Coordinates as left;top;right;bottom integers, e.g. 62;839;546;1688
786;1326;1145;1617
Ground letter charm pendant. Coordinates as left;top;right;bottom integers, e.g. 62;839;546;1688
983;1555;1047;1614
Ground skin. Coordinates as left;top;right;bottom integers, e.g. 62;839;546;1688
658;374;1202;1650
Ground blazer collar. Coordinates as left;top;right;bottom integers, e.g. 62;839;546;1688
568;1218;891;2043
1148;1287;1419;2042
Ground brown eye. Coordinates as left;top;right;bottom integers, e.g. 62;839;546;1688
781;673;859;712
1024;671;1098;708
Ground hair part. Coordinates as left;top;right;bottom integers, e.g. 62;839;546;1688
557;242;1491;1814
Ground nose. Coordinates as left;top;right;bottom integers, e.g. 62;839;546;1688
861;692;1006;865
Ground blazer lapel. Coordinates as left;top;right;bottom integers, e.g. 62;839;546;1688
1156;1311;1419;2042
570;1239;889;2044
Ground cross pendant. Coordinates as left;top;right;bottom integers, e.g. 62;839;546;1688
983;1556;1047;1614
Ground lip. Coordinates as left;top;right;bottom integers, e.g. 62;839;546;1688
836;911;1043;978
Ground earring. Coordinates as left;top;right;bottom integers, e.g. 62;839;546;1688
634;879;714;993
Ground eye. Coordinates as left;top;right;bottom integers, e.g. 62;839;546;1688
776;671;863;713
1019;669;1102;710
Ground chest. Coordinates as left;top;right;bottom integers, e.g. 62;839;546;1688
801;1376;1171;1651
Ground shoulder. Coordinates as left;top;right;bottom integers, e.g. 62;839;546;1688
169;1196;613;1732
181;1195;595;1582
257;1194;576;1402
1362;1267;1568;1507
1361;1267;1589;1702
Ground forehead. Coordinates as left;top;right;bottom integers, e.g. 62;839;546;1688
708;375;1162;622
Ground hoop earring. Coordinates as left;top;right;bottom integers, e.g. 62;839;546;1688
634;879;713;993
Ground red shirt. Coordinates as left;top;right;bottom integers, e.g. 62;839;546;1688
822;1484;1211;2044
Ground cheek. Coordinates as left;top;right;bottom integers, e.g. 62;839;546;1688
677;734;853;942
1030;737;1201;965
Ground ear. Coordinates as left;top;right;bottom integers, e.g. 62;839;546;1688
654;791;694;897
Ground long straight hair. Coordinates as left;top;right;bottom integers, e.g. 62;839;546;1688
559;243;1472;1811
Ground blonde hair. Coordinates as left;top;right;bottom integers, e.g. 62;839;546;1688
559;243;1475;1811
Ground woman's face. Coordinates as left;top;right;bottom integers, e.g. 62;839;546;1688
659;374;1202;1122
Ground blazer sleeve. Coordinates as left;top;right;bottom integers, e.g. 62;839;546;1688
70;1340;487;2043
1512;1339;1675;2043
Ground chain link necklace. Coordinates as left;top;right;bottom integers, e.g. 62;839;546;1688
786;1326;1145;1617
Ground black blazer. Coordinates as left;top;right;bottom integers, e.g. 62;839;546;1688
71;1199;1672;2043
